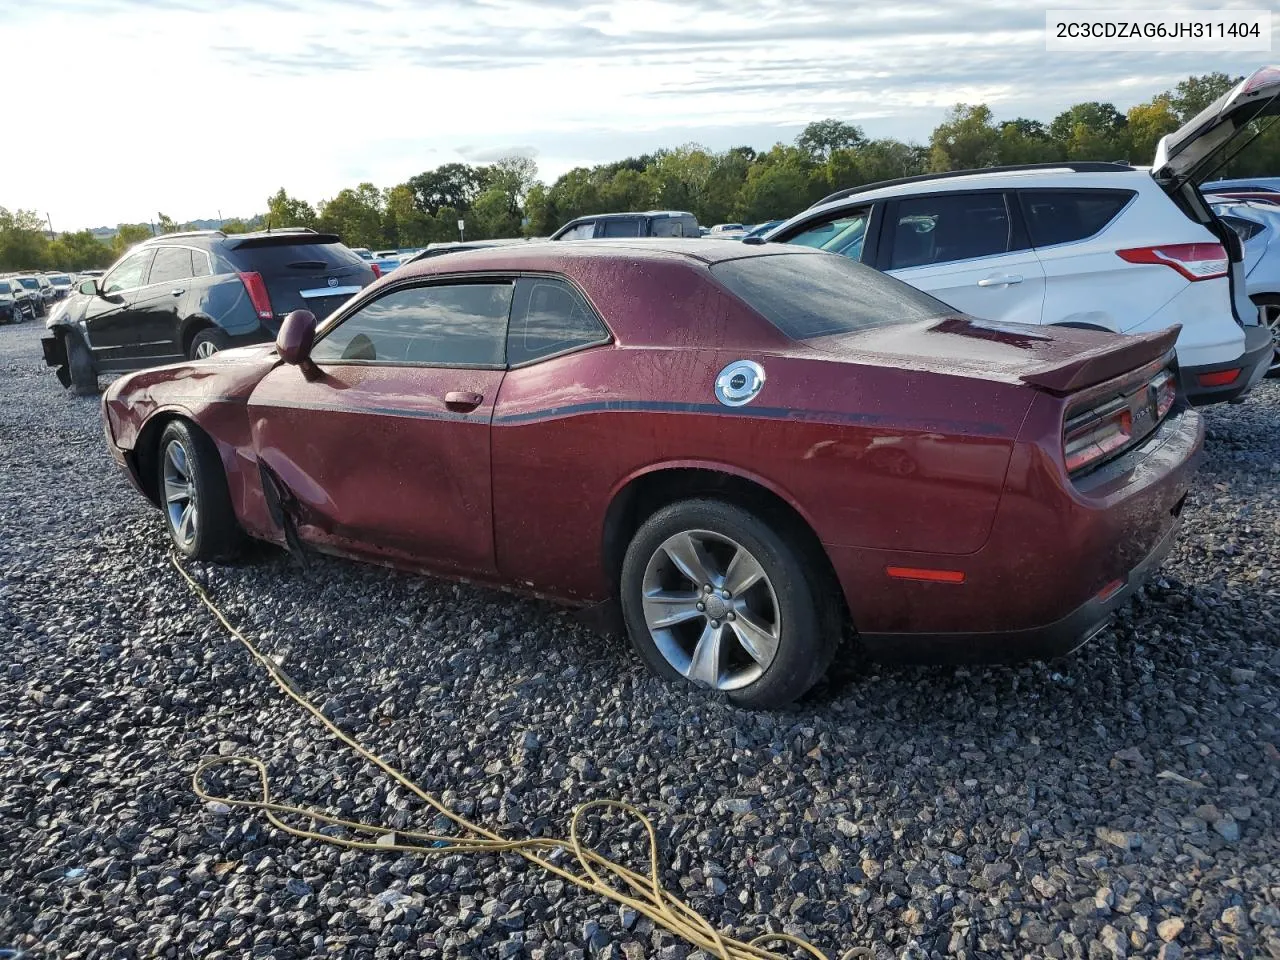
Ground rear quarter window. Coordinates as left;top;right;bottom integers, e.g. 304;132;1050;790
711;252;950;340
1018;190;1135;248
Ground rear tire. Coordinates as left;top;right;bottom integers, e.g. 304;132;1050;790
620;498;840;709
156;420;243;561
1250;294;1280;377
65;333;99;396
189;327;231;361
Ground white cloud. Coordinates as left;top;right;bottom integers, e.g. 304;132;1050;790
1;0;1270;229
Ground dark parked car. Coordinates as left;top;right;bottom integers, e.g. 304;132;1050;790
0;279;37;323
101;241;1201;708
10;275;47;317
42;228;375;394
551;211;700;240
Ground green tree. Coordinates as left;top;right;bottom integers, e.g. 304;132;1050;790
929;104;1000;171
1168;72;1241;122
0;207;51;269
470;186;521;239
408;163;486;215
995;119;1061;165
317;183;384;248
796;119;866;161
47;230;112;270
157;212;179;234
1049;102;1129;161
737;147;815;222
383;183;430;246
266;188;317;230
110;223;153;257
1127;96;1180;162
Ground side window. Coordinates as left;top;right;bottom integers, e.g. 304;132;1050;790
1219;215;1264;242
507;277;609;365
600;218;642;238
888;194;1011;270
312;282;513;367
102;251;152;294
189;249;212;278
148;247;194;285
784;209;870;261
558;222;596;240
651;218;686;238
1019;190;1134;248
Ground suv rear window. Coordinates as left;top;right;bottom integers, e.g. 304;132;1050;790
232;241;364;272
711;252;949;340
1018;190;1134;248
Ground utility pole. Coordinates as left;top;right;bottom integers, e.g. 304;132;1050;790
45;213;54;239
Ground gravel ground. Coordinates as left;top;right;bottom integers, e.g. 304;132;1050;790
1;317;1278;960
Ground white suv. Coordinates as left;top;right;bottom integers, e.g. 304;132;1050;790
762;67;1280;405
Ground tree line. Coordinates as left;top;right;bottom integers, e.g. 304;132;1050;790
2;72;1274;272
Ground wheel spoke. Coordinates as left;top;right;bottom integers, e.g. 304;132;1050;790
686;622;724;687
164;479;188;504
642;590;703;629
167;443;188;480
178;504;194;542
722;547;765;596
729;610;779;666
662;532;716;587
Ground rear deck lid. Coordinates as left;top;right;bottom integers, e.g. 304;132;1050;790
1153;66;1280;185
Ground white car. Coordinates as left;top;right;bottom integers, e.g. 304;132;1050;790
763;66;1280;405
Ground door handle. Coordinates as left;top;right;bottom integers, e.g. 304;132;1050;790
976;275;1023;287
170;288;185;297
444;391;484;411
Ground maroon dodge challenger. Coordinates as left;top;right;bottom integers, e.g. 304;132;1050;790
100;240;1203;707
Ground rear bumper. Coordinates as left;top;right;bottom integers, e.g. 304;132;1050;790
857;514;1183;663
827;405;1204;663
1180;324;1272;404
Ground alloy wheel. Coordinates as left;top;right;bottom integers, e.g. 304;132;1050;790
194;340;220;360
162;440;199;548
1262;302;1280;375
640;529;781;690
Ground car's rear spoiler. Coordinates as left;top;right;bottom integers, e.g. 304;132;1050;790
227;233;343;249
1020;326;1181;393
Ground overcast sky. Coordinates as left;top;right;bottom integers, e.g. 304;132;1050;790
1;0;1269;230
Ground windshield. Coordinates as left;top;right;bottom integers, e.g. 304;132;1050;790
17;278;38;290
48;274;70;284
0;282;11;294
710;251;950;341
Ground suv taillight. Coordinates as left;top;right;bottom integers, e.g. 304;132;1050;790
1116;243;1228;281
370;263;382;279
238;271;274;320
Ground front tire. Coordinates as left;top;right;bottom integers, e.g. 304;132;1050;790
65;332;98;396
156;420;242;560
620;498;839;709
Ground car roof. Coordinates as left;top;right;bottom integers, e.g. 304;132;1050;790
396;237;819;280
569;210;694;221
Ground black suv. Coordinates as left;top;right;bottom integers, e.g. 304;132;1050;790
43;228;376;394
550;210;700;240
0;278;38;323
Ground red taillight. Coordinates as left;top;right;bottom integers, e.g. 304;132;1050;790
1242;66;1280;96
370;263;382;279
1116;243;1228;281
1064;406;1132;474
237;271;273;321
1197;368;1240;388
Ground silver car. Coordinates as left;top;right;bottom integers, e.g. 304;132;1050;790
1210;197;1280;376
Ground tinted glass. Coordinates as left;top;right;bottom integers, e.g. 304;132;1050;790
600;218;642;238
785;210;869;260
148;246;194;285
1220;215;1265;242
557;222;596;240
507;278;608;365
17;278;38;291
313;282;512;366
102;254;150;294
235;242;364;273
651;218;688;238
48;274;70;284
713;252;949;340
888;193;1011;269
1019;190;1133;248
0;282;11;293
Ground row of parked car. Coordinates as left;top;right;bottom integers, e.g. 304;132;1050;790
0;270;81;322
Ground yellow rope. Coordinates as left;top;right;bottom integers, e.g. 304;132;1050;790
172;555;869;960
